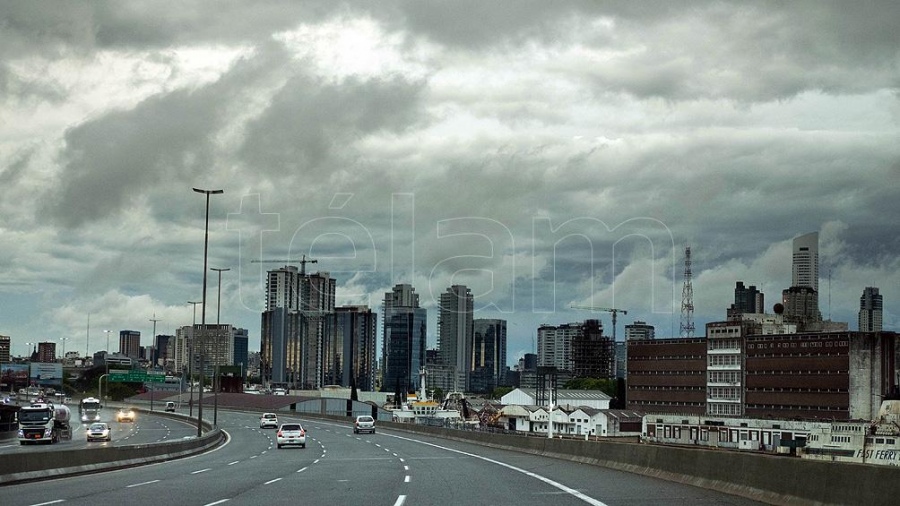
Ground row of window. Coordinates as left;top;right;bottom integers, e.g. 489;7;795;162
749;340;846;349
745;387;847;393
746;370;847;375
744;404;848;411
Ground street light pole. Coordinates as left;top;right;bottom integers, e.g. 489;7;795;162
187;301;201;416
210;267;230;427
103;330;112;379
193;187;224;437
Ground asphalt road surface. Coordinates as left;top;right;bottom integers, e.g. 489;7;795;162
0;410;766;506
0;406;199;455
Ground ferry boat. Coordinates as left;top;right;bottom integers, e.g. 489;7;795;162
801;400;900;466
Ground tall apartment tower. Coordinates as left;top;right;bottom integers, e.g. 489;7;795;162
382;284;427;394
859;287;883;332
471;319;507;393
624;321;656;341
438;285;474;392
792;232;819;292
327;306;377;391
260;266;335;389
300;272;336;389
119;330;141;360
537;323;580;372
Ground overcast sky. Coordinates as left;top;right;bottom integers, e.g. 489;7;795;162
2;1;899;365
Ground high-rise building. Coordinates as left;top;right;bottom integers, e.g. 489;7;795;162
0;335;10;363
537;323;580;372
382;284;427;395
792;232;819;292
119;330;141;360
624;321;655;341
326;306;377;391
233;327;249;380
438;285;474;392
153;334;173;368
571;319;615;378
782;232;822;331
859;287;883;332
260;266;335;390
471;319;507;393
36;342;56;362
734;281;764;314
299;272;336;389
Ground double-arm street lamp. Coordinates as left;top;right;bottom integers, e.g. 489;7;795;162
193;187;224;437
210;267;230;426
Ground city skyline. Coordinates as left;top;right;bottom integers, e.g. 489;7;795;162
1;2;898;366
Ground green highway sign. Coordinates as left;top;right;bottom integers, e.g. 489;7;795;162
108;371;167;383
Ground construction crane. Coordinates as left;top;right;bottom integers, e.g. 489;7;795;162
570;305;628;342
250;254;318;275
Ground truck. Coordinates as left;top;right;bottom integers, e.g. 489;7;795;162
18;402;72;444
79;397;102;423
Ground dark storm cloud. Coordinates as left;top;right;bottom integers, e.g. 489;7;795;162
238;73;427;179
41;86;222;227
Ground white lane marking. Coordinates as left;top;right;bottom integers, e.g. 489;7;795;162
399;458;405;462
404;465;409;471
297;467;308;473
393;496;406;506
191;468;211;474
404;475;410;483
204;500;230;506
127;479;160;488
313;459;320;464
227;461;239;466
29;501;64;506
387;434;609;506
264;478;282;485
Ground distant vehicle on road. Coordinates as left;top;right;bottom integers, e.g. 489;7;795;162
260;413;278;429
115;407;135;422
18;402;72;444
79;397;102;423
276;423;306;449
354;415;375;434
165;401;176;412
86;422;111;442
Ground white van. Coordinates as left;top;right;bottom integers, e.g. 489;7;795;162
165;401;176;412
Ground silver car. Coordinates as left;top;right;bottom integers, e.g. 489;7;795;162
86;422;111;442
354;415;375;434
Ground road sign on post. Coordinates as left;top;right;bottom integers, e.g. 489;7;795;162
107;371;167;383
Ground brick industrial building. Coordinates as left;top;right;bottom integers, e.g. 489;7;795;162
627;330;899;420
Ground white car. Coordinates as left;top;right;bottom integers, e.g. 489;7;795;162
354;415;375;434
260;413;278;429
276;423;306;449
86;422;111;442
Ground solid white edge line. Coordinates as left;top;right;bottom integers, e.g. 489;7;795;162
127;479;160;488
387;434;609;506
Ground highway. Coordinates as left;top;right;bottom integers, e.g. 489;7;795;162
0;409;765;506
0;405;199;454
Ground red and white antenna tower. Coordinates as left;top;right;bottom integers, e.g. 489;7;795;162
680;246;695;338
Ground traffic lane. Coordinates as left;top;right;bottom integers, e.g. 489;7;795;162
305;419;765;506
0;411;314;505
385;431;765;506
0;411;197;454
